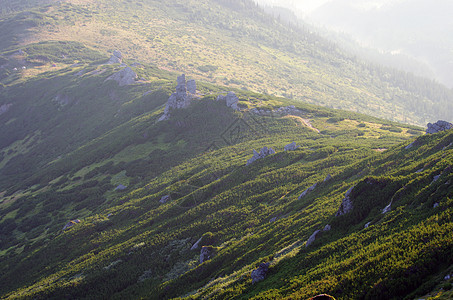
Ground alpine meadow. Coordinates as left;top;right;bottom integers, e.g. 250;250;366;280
0;1;452;299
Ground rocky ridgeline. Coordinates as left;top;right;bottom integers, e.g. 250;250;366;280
158;74;199;121
426;120;453;134
246;146;276;165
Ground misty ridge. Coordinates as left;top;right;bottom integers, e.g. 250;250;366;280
0;0;453;299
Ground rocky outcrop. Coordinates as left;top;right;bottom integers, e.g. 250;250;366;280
115;184;127;191
159;195;171;204
246;146;276;165
323;174;332;182
284;142;300;151
426;120;453;134
298;183;317;200
200;246;216;263
62;219;81;231
190;237;204;250
187;79;196;94
107;50;123;64
382;202;392;214
0;103;12;116
106;66;137;86
158;74;199;121
251;262;270;284
306;230;321;247
217;91;239;111
335;186;354;216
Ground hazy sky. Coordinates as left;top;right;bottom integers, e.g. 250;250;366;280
254;0;405;13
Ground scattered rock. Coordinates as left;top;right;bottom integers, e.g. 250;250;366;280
62;219;81;231
323;174;332;182
200;246;216;263
107;50;123;64
382;202;392;214
433;203;439;208
115;184;127;191
105;66;137;86
246;146;276;165
284;142;300;151
405;142;416;150
426;120;453;134
251;262;270;284
335;186;355;216
364;222;372;228
158;74;199;121
159;195;171;204
0;103;12;116
104;259;122;270
298;183;317;200
190;237;203;250
323;224;331;232
217;91;239;111
306;230;321;247
432;174;441;184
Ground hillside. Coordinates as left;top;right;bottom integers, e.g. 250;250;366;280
0;0;452;126
0;68;451;298
0;1;452;299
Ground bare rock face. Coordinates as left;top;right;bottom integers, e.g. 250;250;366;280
158;74;198;121
426;120;453;134
335;186;354;216
106;66;137;86
246;146;276;165
217;91;239;111
284;142;300;151
107;50;123;64
251;262;270;284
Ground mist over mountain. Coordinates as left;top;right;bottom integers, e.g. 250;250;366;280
256;0;453;88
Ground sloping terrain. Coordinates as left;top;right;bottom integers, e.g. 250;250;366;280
0;0;452;125
0;1;452;299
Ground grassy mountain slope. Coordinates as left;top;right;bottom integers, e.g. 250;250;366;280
0;0;452;126
0;1;452;299
0;84;451;299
